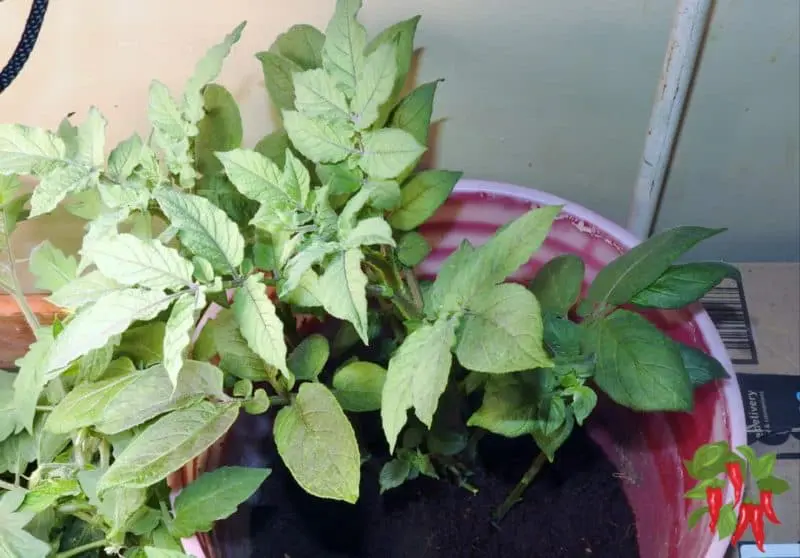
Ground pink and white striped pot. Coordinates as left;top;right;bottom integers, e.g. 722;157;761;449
172;179;746;558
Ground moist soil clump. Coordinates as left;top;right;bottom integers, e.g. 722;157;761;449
214;412;640;558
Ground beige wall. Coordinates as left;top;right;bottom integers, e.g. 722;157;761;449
1;0;798;290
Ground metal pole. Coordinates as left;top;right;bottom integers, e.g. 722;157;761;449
627;0;714;238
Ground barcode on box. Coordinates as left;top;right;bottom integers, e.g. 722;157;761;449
701;276;758;365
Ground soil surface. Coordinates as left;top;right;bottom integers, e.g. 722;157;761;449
213;411;639;558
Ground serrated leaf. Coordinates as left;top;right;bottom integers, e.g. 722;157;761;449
381;317;457;453
532;407;574;462
45;289;176;376
388;170;461;231
234;275;290;380
351;42;397;129
389;80;439;146
107;133;144;182
0;372;17;442
678;344;729;387
163;294;199;387
0;502;51;558
0;123;66;175
332;361;386;412
580;227;726;316
586;309;692;411
566;385;597;426
257;51;302;110
455;283;551;373
631;262;740;309
149;80;189;140
98;178;150;212
317;249;369;343
281;148;311;207
322;0;367;97
97;400;240;493
216;149;283;204
29;163;97;218
47;270;122;310
154;188;245;275
0;429;35;475
28;240;77;293
195;84;243;176
195;174;259;228
118;322;166;368
76;106;107;167
379;458;411;494
271;24;325;70
282;110;354;164
288;334;330;381
529;254;585;316
365;16;420;107
293;68;350;122
18;478;81;514
357;128;426;180
274;383;360;503
280;241;340;297
89;233;194;291
171;466;270;537
12;331;53;434
343;216;395;248
363;178;401;210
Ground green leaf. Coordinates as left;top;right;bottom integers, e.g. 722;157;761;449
76;106;107;167
631;262;740;309
29;240;77;293
89;233;194;291
528;255;585;316
678;344;729;387
118;322;166;368
274;383;360;503
281;148;311;207
171;466;270;537
257;51;302;110
716;504;737;538
47;270;122;311
757;475;790;495
389;80;439;146
216;148;285;204
317;162;360;196
154;188;245;275
428;205;562;315
351;42;397;129
322;0;367;97
542;313;583;360
271;24;325;70
379;458;411;494
12;331;53;434
0;123;65;175
688;506;708;530
30;163;98;218
293;68;350;122
163;293;200;387
254;130;291;166
45;289;175;375
396;231;430;267
18;478;81;514
363;178;401;210
467;375;539;437
566;385;597;426
0;430;35;476
316;249;369;343
389;170;461;233
580;227;725;316
245;388;270;415
332;361;387;412
209;309;271;381
0;371;18;442
280;241;340;298
149;79;190;139
0;501;51;558
144;547;192;558
288;334;330;381
357;129;426;180
343;217;395;248
532;407;574;462
586;309;692;411
365;16;420;106
751;453;776;481
282;110;354;164
381;317;457;452
234;275;290;381
107;133;144;182
455;283;552;373
97;400;239;493
195;84;243;176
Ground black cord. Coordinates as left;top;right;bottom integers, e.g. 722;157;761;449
0;0;50;94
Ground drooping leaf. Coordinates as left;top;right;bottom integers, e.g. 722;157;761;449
630;262;740;309
279;241;340;298
47;270;123;311
585;309;692;411
292;68;350;122
89;233;194;291
528;254;585;316
30;163;98;218
12;330;53;434
118;322;166;368
381;317;457;452
195;174;259;228
209;309;272;381
288;334;330;381
195;84;243;175
357;128;426;180
171;466;270;537
389;80;440;146
333;360;387;412
154;188;245;275
163;293;200;387
388;170;461;231
270;24;325;70
233;275;290;381
350;42;397;129
274;383;360;503
678;344;729;387
282;110;354;164
322;0;367;97
107;133;144;182
396;231;430;267
467;374;539;438
45;288;176;376
256;51;302;110
343;217;395;248
97;400;240;493
317;249;369;344
580;227;725;316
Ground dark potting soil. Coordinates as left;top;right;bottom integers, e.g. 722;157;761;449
213;412;639;558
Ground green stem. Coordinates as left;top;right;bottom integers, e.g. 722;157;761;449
0;479;20;491
493;452;548;523
54;540;108;558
